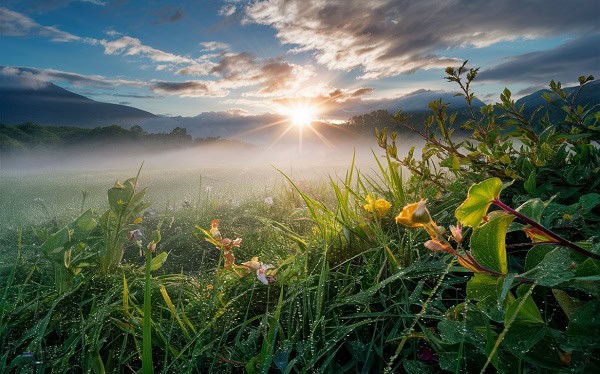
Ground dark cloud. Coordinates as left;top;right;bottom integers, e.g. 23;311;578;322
480;34;600;83
243;0;600;79
515;86;546;96
154;6;185;24
151;81;227;97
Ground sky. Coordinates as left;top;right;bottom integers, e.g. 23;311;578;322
1;0;599;119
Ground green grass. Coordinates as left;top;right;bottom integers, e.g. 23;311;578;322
0;151;598;373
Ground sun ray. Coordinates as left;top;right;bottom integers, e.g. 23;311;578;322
264;125;295;152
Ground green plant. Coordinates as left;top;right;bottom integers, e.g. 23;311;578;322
98;164;148;274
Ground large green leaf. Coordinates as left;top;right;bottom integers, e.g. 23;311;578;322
68;209;97;242
470;212;513;274
455;178;503;227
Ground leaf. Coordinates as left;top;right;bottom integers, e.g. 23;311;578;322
566;300;600;349
150;252;168;271
521;247;575;287
503;285;546;357
69;209;97;242
470;212;513;274
524;170;536;194
455;178;503;227
466;274;503;314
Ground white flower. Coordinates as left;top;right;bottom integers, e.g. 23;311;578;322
264;196;274;205
205;186;213;192
256;264;275;285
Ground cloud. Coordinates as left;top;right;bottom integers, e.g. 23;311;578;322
200;41;230;51
101;36;197;64
150;81;228;97
155;6;185;24
0;7;82;42
173;51;314;97
0;66;147;89
479;34;600;84
0;66;50;89
219;4;236;17
242;0;600;79
22;0;106;11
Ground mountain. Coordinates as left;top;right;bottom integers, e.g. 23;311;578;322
384;89;485;113
0;82;164;128
516;80;600;119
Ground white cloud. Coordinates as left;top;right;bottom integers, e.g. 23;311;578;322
0;7;82;42
200;41;230;51
218;4;236;17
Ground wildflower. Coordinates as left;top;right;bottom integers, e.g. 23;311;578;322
210;219;222;240
242;256;261;270
242;257;276;284
220;238;241;269
364;195;391;218
206;284;213;291
147;241;157;253
449;223;463;244
127;229;144;241
264;196;274;205
424;239;453;253
256;264;276;285
133;217;143;224
396;199;442;239
205;186;213;192
562;213;573;220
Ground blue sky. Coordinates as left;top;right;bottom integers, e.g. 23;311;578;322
1;0;599;118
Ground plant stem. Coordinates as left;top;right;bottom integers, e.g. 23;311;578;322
493;199;600;260
142;248;153;373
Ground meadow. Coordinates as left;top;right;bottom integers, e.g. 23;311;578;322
1;66;599;373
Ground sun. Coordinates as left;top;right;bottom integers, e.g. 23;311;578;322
287;103;317;127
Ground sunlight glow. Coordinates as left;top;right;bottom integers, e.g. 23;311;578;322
286;103;318;127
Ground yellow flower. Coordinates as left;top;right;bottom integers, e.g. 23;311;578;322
133;217;143;224
364;195;391;218
242;256;261;270
396;199;440;239
206;284;213;291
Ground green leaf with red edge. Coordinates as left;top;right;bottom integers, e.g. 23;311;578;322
455;178;503;227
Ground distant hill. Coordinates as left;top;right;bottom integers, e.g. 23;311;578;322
384;89;485;113
516;80;600;120
0;82;162;128
0;123;250;153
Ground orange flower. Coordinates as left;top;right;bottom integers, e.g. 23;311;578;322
396;199;441;239
210;219;222;240
364;195;392;218
424;239;453;253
